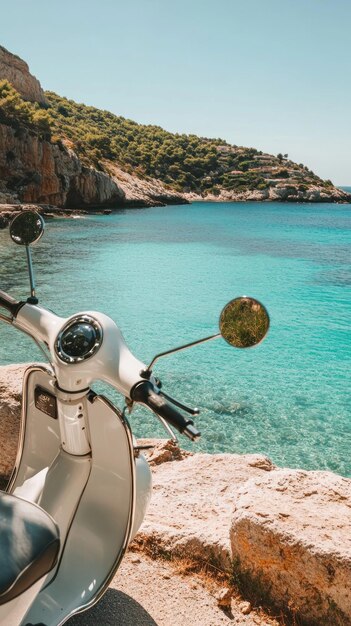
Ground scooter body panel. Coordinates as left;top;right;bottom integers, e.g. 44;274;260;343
22;393;144;626
0;576;48;626
7;365;60;496
3;367;152;625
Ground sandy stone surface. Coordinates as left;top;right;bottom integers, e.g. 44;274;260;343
140;445;275;569
230;469;351;625
0;363;26;481
68;552;277;626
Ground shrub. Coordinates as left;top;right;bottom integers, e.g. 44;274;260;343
0;81;329;195
276;169;289;179
0;80;52;138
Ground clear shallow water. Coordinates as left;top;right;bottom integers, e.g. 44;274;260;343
0;201;350;475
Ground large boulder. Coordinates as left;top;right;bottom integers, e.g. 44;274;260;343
230;469;351;625
139;444;351;625
138;448;275;568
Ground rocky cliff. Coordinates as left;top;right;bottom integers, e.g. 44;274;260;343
0;123;186;208
0;123;123;206
0;47;187;209
0;46;48;106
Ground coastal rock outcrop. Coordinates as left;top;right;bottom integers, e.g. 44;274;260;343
1;366;351;625
0;48;186;209
0;123;187;209
185;184;350;204
0;46;48;106
104;163;189;208
230;469;351;625
138;446;276;568
1;46;349;209
0;124;125;207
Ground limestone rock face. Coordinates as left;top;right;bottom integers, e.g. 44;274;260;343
0;46;48;105
230;469;351;625
104;163;188;208
0;124;187;209
139;448;276;568
65;164;125;208
0;124;125;207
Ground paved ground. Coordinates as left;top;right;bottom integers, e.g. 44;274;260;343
68;553;278;626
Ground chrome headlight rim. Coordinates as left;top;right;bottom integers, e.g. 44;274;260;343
55;315;103;364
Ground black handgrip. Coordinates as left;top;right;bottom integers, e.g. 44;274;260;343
0;290;25;317
131;380;201;442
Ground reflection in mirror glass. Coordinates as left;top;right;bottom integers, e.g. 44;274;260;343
10;211;45;246
219;296;269;348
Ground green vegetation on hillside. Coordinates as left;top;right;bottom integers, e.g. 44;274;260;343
46;91;273;194
0;81;328;195
0;80;51;138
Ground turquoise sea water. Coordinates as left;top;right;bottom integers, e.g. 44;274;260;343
0;201;350;475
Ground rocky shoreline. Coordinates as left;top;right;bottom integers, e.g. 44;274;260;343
1;178;349;233
0;202;113;228
1;364;350;625
185;184;351;204
0;122;188;210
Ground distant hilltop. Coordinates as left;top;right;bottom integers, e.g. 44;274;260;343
0;45;349;209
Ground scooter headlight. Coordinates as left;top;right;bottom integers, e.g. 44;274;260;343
55;315;103;364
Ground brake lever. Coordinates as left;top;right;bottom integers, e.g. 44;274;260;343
124;393;179;443
160;390;200;416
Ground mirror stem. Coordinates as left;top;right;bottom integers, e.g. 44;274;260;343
25;245;38;304
141;333;221;377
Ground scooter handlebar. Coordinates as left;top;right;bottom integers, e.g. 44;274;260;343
130;380;201;442
0;290;24;317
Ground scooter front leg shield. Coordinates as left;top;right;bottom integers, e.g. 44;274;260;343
22;393;136;626
7;365;60;497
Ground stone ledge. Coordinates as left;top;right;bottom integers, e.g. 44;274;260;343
230;469;351;625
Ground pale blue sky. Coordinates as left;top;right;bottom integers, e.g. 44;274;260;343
1;0;350;183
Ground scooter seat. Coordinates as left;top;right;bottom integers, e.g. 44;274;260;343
0;492;60;605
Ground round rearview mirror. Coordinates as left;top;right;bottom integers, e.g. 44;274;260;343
219;296;269;348
10;211;45;246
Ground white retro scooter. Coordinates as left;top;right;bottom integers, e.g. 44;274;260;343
0;211;269;626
